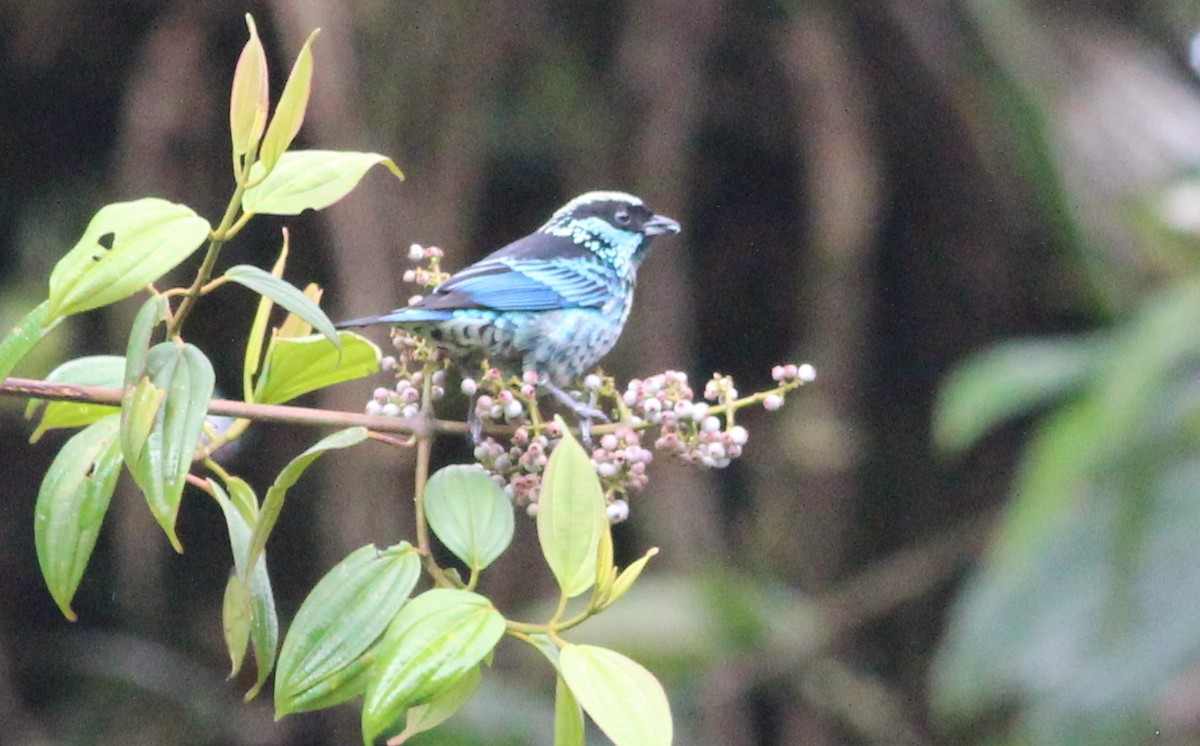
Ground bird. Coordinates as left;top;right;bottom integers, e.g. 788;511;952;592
337;191;680;433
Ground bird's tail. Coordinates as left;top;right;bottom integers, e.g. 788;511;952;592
335;308;455;329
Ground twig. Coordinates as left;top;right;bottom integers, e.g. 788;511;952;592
0;376;490;437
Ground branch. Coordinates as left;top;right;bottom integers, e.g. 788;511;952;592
0;376;485;437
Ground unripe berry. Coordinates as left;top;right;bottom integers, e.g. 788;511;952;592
461;377;478;396
798;363;817;382
606;500;630;523
408;243;425;261
382;402;402;418
729;426;749;446
763;394;783;411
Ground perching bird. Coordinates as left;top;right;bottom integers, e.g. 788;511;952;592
337;191;680;426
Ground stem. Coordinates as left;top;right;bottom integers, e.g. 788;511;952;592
168;159;253;337
2;377;498;437
413;361;454;588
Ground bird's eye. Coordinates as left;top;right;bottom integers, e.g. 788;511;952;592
614;210;631;225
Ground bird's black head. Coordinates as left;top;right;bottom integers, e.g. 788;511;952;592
548;191;681;237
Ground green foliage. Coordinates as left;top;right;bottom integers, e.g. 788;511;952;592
0;15;675;745
537;421;606;598
46;199;210;319
560;644;673;746
933;277;1200;743
212;479;278;699
424;464;514;573
275;543;421;716
34;414;122;621
242;151;403;215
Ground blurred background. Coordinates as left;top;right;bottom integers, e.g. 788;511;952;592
3;1;1200;744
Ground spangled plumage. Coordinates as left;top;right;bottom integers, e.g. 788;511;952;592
338;191;680;386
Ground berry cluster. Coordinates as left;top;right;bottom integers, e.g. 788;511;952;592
364;367;447;419
622;371;746;469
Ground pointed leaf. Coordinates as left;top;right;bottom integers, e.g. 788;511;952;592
424;465;514;572
560;644;672;746
554;674;586;746
223;571;252;675
47;199;210;319
26;355;124;441
277;282;323;339
121;341;215;551
537;423;606;597
258;29;319;173
0;300;60;380
211;480;278;698
934;335;1104;456
123;295;167;387
395;666;482;743
275;542;421;716
225;264;339;348
243;150;403;216
243;237;288;398
230;13;269;156
245;427;368;580
606;548;659;609
362;589;505;744
253;331;380;405
35;414;123;621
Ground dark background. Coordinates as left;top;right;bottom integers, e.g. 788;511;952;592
2;1;1199;744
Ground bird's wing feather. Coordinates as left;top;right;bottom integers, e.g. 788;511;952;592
434;257;609;311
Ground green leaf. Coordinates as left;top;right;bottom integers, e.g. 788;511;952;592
123;295;167;387
554;674;586;746
253;331;380;405
275;543;421;716
606;548;659;610
229;13;269;157
258;29;319;173
933;336;1103;455
224;264;340;349
35;414;123;621
26;355;124;442
221;473;259;525
537;422;606;598
242;150;403;216
211;480;278;699
245;427;368;580
425;465;514;572
121;341;215;552
223;571;252;676
932;279;1200;742
362;589;506;744
394;666;482;743
559;644;672;746
243;241;289;398
0;300;61;381
47;199;211;319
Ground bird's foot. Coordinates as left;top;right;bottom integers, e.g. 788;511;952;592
467;394;483;444
543;380;610;447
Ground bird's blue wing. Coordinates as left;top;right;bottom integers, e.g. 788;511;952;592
435;257;611;311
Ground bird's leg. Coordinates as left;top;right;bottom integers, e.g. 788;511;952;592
541;378;610;446
467;392;483;444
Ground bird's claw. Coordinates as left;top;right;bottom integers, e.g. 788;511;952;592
543;380;610;446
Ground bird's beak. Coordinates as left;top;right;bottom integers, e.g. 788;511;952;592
643;214;681;236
